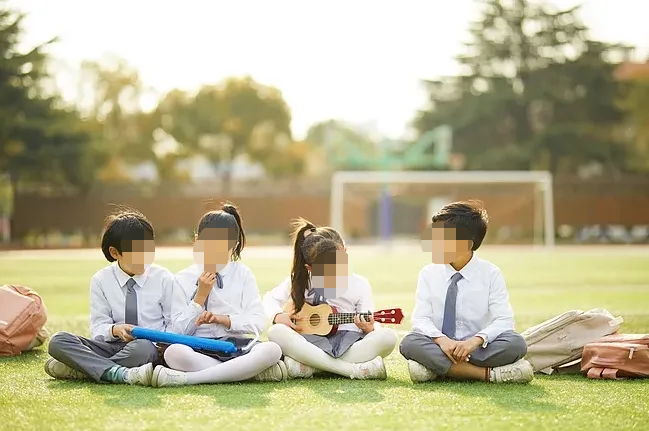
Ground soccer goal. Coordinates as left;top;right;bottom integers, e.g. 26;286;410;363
329;170;555;248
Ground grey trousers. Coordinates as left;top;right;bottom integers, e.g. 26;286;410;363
48;331;160;381
399;330;527;376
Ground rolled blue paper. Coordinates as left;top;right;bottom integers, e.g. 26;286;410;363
131;327;237;353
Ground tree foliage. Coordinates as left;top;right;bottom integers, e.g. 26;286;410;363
414;0;636;174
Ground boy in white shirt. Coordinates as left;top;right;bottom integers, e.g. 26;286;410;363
44;209;175;386
400;200;533;383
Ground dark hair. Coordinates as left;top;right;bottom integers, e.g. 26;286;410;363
432;200;488;251
101;206;154;262
289;218;345;312
196;201;246;261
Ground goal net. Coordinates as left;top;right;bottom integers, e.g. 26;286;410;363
329;171;555;248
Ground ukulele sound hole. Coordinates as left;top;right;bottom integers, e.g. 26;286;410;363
309;314;321;327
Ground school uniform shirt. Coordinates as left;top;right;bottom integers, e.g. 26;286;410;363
262;273;377;333
172;261;268;338
411;254;515;347
89;263;175;341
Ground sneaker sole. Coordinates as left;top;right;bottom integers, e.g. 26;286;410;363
151;366;163;388
44;358;87;380
277;360;288;382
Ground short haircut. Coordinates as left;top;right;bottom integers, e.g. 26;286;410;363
101;207;154;262
432;200;488;251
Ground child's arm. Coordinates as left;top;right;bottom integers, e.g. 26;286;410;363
261;276;291;323
356;278;380;330
89;277;118;342
475;270;515;346
226;271;268;334
411;269;444;338
170;275;202;335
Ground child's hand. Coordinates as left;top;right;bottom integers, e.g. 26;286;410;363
354;314;374;333
197;272;216;292
435;337;458;364
452;337;483;362
196;311;218;325
112;324;135;342
274;312;299;330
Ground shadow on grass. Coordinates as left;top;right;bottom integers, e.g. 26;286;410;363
46;378;279;409
0;350;48;367
302;374;411;404
152;381;278;409
411;379;563;412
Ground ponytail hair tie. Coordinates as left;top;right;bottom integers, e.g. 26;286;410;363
303;227;316;238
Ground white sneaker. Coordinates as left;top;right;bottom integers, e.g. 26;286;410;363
284;356;315;379
124;363;154;386
490;359;534;383
44;358;89;380
254;361;288;382
151;366;187;387
351;356;387;380
407;360;437;383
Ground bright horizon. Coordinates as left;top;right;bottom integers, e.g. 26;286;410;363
9;0;649;140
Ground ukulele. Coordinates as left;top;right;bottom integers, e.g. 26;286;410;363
284;302;404;336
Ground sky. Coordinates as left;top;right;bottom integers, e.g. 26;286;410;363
9;0;649;140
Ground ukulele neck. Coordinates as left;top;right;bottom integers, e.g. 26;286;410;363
328;312;372;325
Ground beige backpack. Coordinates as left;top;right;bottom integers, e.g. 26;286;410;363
521;308;623;374
0;284;49;356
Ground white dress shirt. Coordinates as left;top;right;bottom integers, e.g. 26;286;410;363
89;263;175;341
262;273;377;333
411;254;515;346
171;262;268;338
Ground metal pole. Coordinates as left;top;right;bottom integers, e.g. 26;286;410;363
542;174;555;248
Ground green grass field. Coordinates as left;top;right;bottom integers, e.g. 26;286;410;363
1;245;648;431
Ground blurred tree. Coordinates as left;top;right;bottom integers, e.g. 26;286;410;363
158;77;293;187
414;0;633;173
305;119;379;170
616;63;649;170
0;2;99;195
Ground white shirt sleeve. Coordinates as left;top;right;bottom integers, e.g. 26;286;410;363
261;276;291;321
170;275;202;335
355;278;380;330
411;268;444;338
89;276;118;341
477;269;515;345
159;270;176;332
228;270;268;334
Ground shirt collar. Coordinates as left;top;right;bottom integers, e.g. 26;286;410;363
113;262;149;288
444;253;478;282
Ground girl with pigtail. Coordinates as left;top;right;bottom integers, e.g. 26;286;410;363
152;202;286;387
262;218;397;380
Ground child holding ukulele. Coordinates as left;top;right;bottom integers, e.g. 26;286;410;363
263;219;398;380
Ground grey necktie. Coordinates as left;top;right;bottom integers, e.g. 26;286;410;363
124;278;138;326
441;272;463;339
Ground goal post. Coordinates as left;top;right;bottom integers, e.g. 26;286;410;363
329;170;555;248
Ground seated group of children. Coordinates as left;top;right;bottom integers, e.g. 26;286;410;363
44;200;534;387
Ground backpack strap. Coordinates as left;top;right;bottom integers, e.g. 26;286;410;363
602;368;620;379
587;367;604;379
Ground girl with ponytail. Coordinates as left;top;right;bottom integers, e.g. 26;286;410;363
152;201;286;387
262;218;398;380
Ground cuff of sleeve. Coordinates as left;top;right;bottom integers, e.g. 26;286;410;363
98;325;118;342
477;332;489;348
228;314;244;332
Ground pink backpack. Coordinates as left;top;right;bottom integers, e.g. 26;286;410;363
581;334;649;379
0;284;48;356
